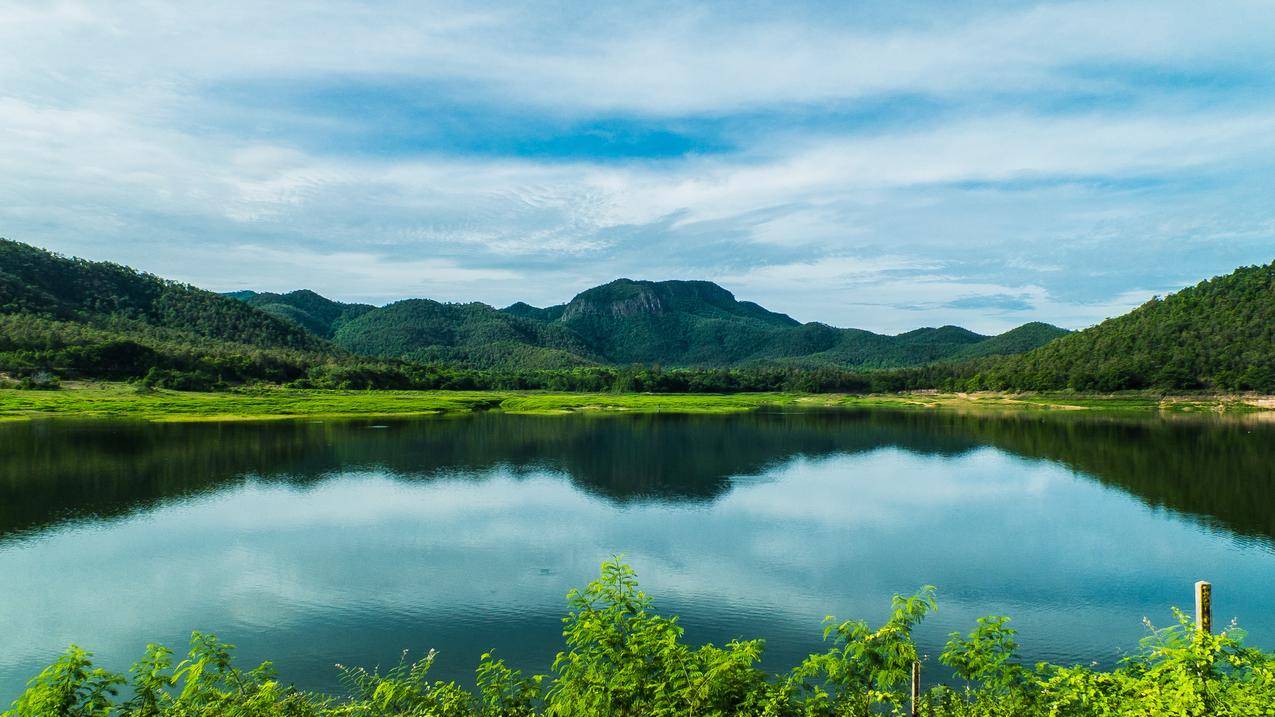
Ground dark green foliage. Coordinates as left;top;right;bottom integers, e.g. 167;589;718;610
140;367;221;392
0;240;349;387
7;560;1274;716
1;240;1068;384
0;240;323;351
318;277;1065;370
949;322;1071;360
18;237;1275;394
237;289;374;338
333;299;598;370
509;279;1063;370
963;263;1275;392
286;364;904;394
566;278;798;327
549;278;801;366
501;302;567;323
0;313;334;387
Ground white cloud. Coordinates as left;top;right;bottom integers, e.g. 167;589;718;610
2;0;1274;327
209;245;520;302
5;1;1273;115
718;256;942;290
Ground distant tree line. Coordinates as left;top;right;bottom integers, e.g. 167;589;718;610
0;312;966;394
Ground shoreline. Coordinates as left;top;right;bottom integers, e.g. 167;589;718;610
1;382;1272;423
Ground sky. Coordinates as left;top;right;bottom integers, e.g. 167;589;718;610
2;1;1275;333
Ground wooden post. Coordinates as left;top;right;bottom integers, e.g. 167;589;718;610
1195;580;1212;634
910;660;921;717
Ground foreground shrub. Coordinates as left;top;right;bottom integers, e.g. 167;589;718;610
6;559;1273;716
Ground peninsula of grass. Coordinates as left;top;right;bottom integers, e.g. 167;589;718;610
0;382;1270;423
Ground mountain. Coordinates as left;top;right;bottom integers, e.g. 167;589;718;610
0;239;1073;387
951;322;1072;360
218;276;1067;370
236;289;374;338
971;263;1275;392
6;237;1274;394
0;239;339;387
0;240;326;352
501;301;566;323
485;278;1065;369
332;299;597;370
546;279;803;365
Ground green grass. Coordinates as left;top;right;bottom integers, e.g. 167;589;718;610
0;383;1268;422
0;383;506;422
496;392;799;415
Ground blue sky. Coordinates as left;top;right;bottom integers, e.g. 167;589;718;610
3;1;1275;333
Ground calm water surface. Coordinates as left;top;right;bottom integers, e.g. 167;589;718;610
2;409;1274;701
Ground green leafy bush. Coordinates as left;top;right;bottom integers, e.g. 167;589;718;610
6;560;1273;716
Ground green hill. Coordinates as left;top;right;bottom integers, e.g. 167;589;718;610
232;276;1065;371
952;322;1072;360
970;263;1275;392
491;279;1065;369
0;239;1073;386
501;301;566;322
6;238;1274;394
0;239;340;386
0;240;323;351
217;276;1065;372
332;299;598;370
548;279;801;365
237;289;374;338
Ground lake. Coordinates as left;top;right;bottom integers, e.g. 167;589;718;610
3;409;1274;701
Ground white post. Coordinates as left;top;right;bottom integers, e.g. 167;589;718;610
1195;580;1212;634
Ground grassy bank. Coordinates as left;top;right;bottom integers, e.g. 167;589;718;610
7;559;1271;716
0;382;1269;422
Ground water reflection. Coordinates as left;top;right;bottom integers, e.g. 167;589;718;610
4;411;1274;543
1;410;1273;702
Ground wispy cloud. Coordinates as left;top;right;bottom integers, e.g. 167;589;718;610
2;0;1274;331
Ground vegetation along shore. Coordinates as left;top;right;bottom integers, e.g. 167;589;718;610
7;560;1272;716
0;382;1271;422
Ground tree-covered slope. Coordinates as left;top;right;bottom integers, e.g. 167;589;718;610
0;240;324;351
332;299;598;370
547;279;802;365
337;278;1067;369
0;239;1071;382
500;301;566;322
952;322;1072;360
502;278;1065;368
0;240;342;386
972;263;1275;392
237;289;374;338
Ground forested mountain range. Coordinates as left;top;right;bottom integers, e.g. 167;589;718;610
4;237;1274;394
230;277;1069;370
